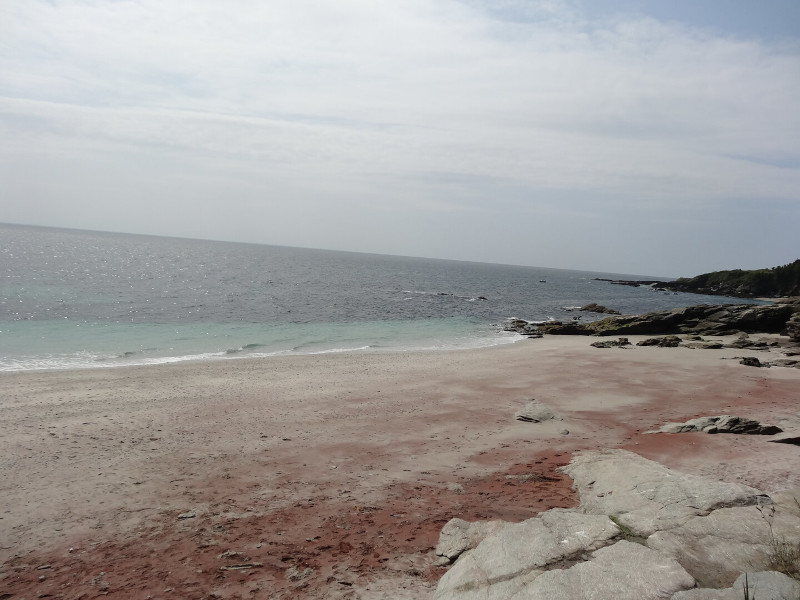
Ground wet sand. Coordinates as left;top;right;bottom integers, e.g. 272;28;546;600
1;335;799;598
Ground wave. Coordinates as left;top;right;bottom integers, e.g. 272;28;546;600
225;343;266;355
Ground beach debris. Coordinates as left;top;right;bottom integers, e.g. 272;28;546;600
515;400;560;423
177;511;197;519
646;415;782;435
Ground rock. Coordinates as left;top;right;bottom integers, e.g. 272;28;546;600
637;335;682;347
771;359;800;368
559;449;767;537
590;337;631;348
769;431;800;445
543;303;795;337
727;333;770;349
515;400;560;423
434;518;508;564
433;510;620;600
672;571;800;600
177;511;196;519
285;566;313;582
580;303;621;315
648;416;782;436
649;506;800;588
503;318;544;337
446;482;465;495
787;312;800;343
740;356;766;367
683;342;724;349
432;450;799;600
518;540;695;600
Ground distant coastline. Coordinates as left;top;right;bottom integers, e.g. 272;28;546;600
596;259;800;299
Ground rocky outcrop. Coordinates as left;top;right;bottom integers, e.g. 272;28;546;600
559;450;767;537
433;450;800;600
537;303;795;337
433;510;623;600
649;506;800;588
502;318;544;337
647;415;782;436
597;262;800;298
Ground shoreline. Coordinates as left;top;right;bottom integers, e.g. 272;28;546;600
2;335;799;598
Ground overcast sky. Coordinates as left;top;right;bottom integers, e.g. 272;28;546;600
1;0;798;277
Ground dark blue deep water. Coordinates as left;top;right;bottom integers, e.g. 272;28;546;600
0;223;752;371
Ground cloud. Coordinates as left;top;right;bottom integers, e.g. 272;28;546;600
0;0;798;273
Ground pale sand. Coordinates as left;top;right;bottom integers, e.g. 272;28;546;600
2;335;799;598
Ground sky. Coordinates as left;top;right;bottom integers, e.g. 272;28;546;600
1;1;798;278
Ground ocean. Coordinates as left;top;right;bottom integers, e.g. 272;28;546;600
0;223;754;372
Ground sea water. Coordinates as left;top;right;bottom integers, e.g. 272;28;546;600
0;223;753;372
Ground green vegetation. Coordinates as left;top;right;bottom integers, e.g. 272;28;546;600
666;259;800;298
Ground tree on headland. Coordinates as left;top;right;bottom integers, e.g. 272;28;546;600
665;259;800;298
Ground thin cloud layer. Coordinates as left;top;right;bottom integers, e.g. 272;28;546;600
1;0;798;275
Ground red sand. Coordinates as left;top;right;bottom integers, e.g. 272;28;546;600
1;335;798;598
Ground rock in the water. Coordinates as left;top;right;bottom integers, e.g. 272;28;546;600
503;318;544;337
433;510;620;600
559;449;766;537
434;518;508;564
649;415;782;435
519;540;695;600
515;400;560;423
580;303;621;315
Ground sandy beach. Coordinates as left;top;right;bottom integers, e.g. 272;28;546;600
2;335;799;599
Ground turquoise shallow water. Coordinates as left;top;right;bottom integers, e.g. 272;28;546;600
0;223;754;372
